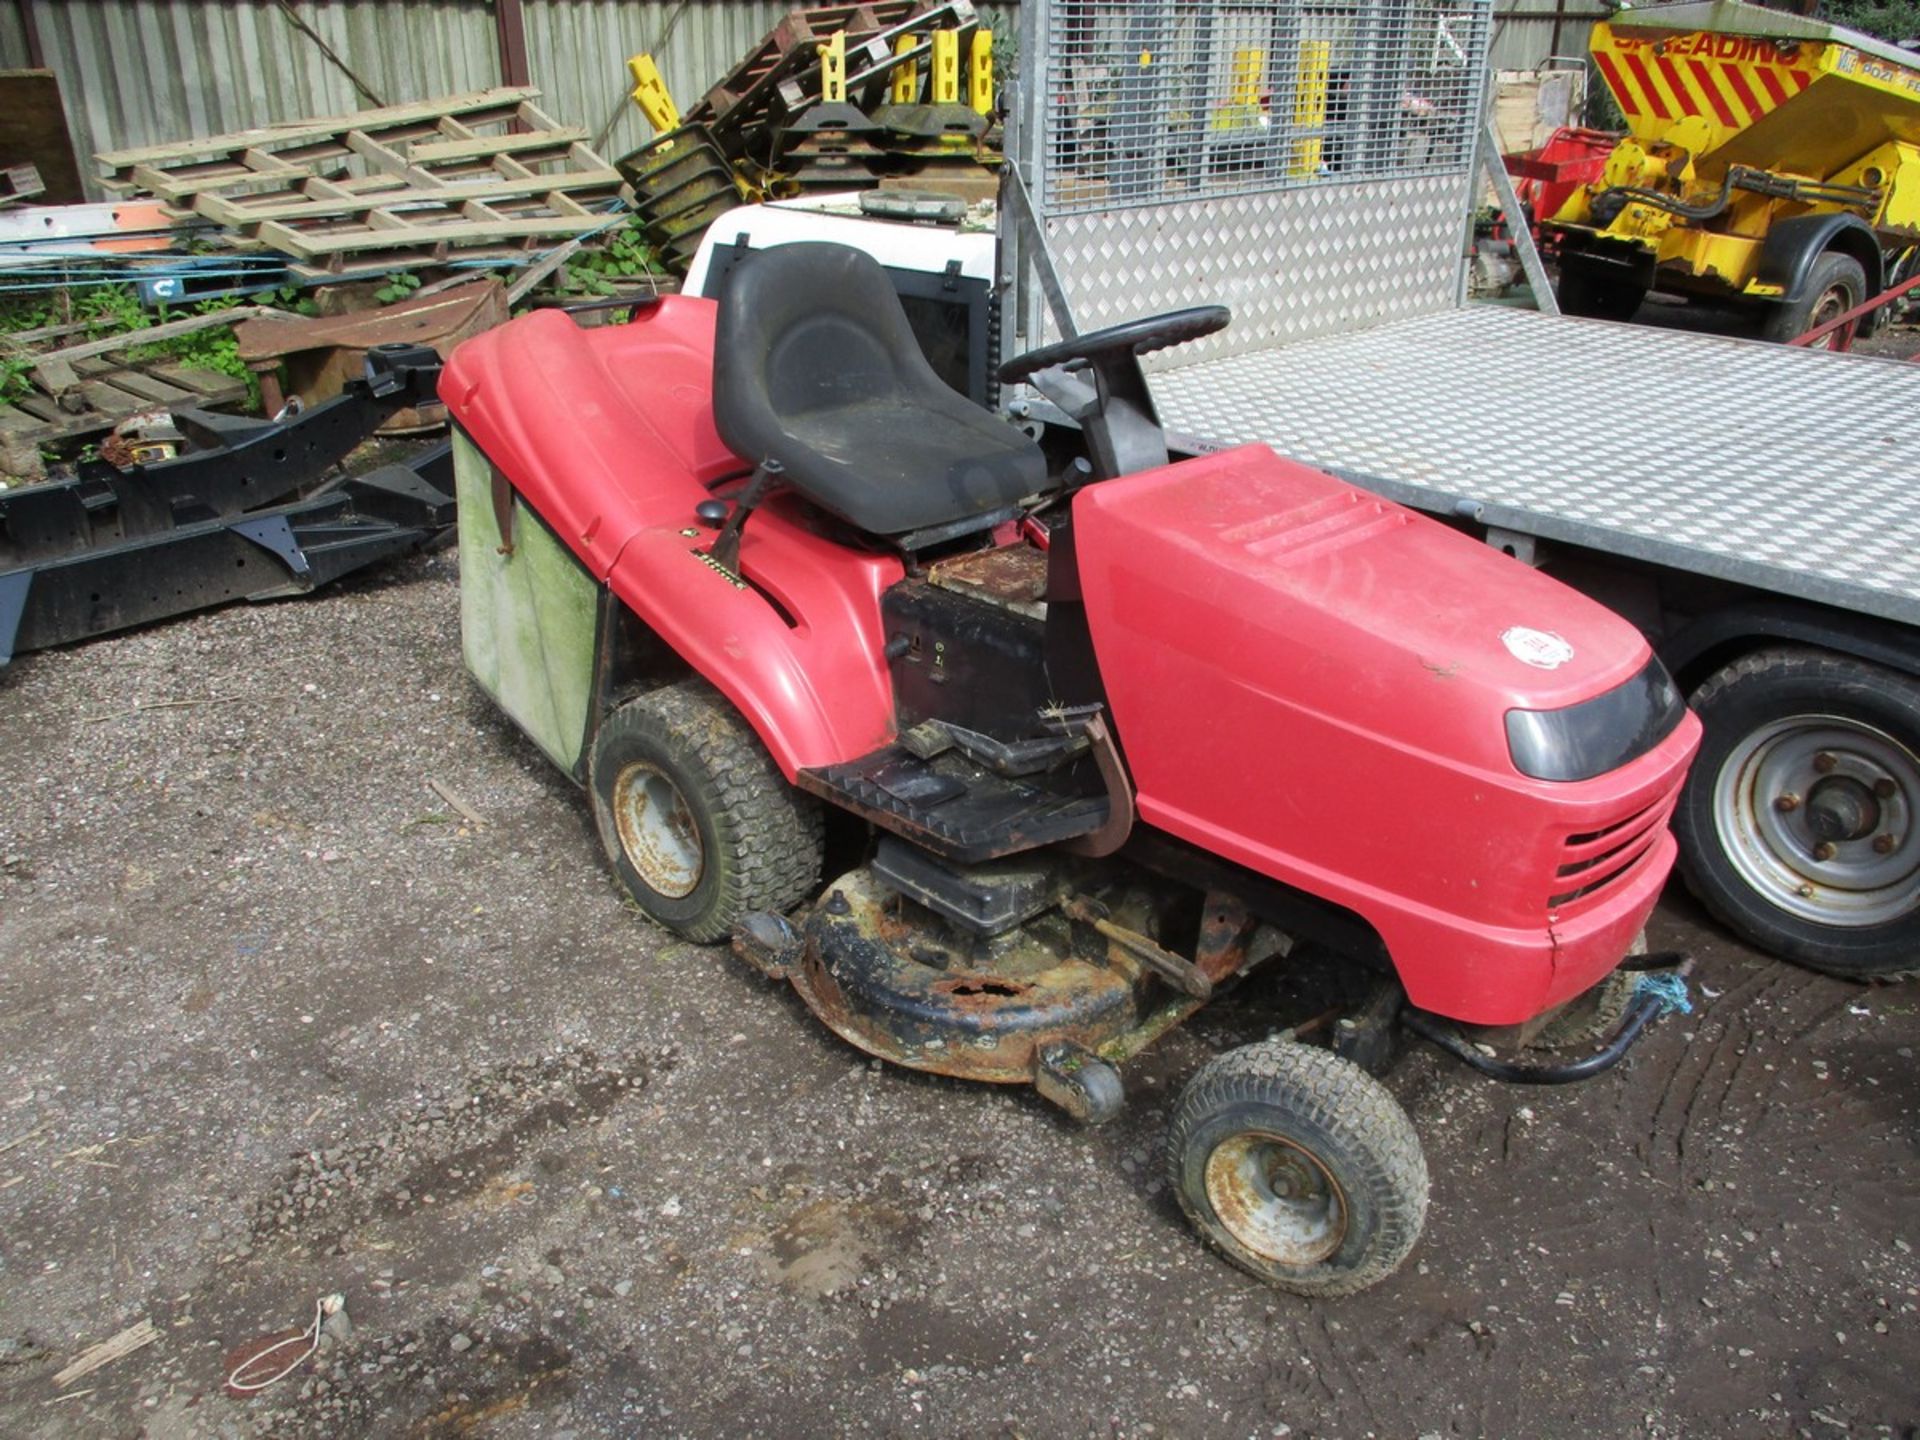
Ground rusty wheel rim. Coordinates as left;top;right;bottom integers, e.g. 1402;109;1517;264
611;761;703;899
1204;1131;1348;1268
1805;284;1855;349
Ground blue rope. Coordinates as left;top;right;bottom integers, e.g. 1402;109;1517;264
1634;971;1693;1016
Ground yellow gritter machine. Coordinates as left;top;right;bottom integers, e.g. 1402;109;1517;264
1547;0;1920;338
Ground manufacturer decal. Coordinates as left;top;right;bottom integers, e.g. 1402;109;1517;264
1502;627;1575;669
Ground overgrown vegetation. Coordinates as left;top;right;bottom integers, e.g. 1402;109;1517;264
0;220;663;414
560;217;664;296
0;283;324;407
1825;0;1920;43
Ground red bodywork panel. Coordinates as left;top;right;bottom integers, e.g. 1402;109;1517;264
1074;446;1701;1024
440;300;901;775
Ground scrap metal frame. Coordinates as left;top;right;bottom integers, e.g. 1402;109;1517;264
0;346;452;665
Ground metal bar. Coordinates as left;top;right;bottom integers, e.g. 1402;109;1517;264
1493;8;1609;19
1400;961;1689;1084
495;0;533;88
1480;117;1559;314
1788;270;1920;350
1000;161;1077;340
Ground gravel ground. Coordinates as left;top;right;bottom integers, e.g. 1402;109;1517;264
0;551;1916;1438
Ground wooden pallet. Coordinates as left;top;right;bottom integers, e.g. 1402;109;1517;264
689;4;926;129
0;162;44;207
96;88;545;200
197;167;622;234
691;1;979;162
0;356;248;483
99;91;629;273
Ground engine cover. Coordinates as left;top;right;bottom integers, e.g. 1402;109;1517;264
1071;442;1698;1023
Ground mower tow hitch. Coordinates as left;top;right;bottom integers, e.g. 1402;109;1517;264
1400;957;1695;1085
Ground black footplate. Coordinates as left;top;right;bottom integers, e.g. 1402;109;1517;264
798;744;1108;864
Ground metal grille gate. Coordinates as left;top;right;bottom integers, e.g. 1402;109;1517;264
1007;0;1495;362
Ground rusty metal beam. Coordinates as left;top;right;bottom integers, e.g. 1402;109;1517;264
495;0;531;87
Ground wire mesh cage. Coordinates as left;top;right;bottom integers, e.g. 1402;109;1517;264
1039;0;1491;214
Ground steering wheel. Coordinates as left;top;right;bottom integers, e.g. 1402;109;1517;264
998;305;1230;384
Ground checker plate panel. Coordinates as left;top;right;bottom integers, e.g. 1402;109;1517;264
1150;307;1920;624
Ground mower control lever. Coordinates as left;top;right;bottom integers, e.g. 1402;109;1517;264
705;458;783;573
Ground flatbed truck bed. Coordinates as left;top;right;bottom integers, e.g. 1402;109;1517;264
1150;306;1920;627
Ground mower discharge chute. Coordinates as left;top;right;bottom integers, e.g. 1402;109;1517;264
442;242;1699;1295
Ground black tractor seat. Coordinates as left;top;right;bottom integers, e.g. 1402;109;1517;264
712;242;1051;544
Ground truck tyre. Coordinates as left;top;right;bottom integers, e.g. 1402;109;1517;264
1674;649;1920;977
1166;1041;1428;1296
1762;252;1867;347
1556;256;1646;321
588;680;823;944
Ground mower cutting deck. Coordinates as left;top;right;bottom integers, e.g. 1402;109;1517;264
442;242;1699;1295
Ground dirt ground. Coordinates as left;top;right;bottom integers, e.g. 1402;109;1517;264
0;547;1916;1440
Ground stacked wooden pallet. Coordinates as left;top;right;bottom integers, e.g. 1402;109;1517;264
95;89;628;276
685;2;978;160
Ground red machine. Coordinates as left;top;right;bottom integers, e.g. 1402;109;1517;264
1503;125;1619;238
443;242;1699;1294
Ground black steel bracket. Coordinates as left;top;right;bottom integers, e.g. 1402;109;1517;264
1401;957;1695;1086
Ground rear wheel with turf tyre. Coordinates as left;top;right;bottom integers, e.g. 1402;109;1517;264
588;680;823;944
1674;648;1920;977
1166;1040;1428;1296
1762;252;1867;347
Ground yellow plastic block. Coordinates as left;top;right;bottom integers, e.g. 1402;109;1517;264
932;30;960;105
819;31;846;105
970;30;994;116
892;34;919;105
626;53;679;135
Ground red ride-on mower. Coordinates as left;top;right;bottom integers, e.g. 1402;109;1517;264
442;242;1701;1295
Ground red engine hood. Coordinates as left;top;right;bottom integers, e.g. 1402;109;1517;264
1074;443;1651;774
1073;442;1696;1021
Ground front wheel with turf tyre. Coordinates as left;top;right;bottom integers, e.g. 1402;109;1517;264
589;680;823;944
1166;1041;1428;1296
1674;648;1920;977
1762;252;1867;347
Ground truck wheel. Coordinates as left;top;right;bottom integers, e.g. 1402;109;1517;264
1166;1041;1428;1296
1556;257;1646;321
1762;252;1866;347
588;680;823;943
1675;649;1920;977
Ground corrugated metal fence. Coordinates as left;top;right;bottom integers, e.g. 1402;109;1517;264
3;0;1593;200
0;1;795;197
1490;1;1608;72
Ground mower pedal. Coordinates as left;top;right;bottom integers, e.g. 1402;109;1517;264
798;744;1109;864
1033;1042;1124;1126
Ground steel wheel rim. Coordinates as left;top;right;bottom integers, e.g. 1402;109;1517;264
611;762;704;899
1204;1131;1348;1267
1712;715;1919;927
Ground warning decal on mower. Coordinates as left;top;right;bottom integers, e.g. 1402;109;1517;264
1501;627;1576;669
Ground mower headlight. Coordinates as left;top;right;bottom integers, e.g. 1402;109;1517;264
1505;655;1685;782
